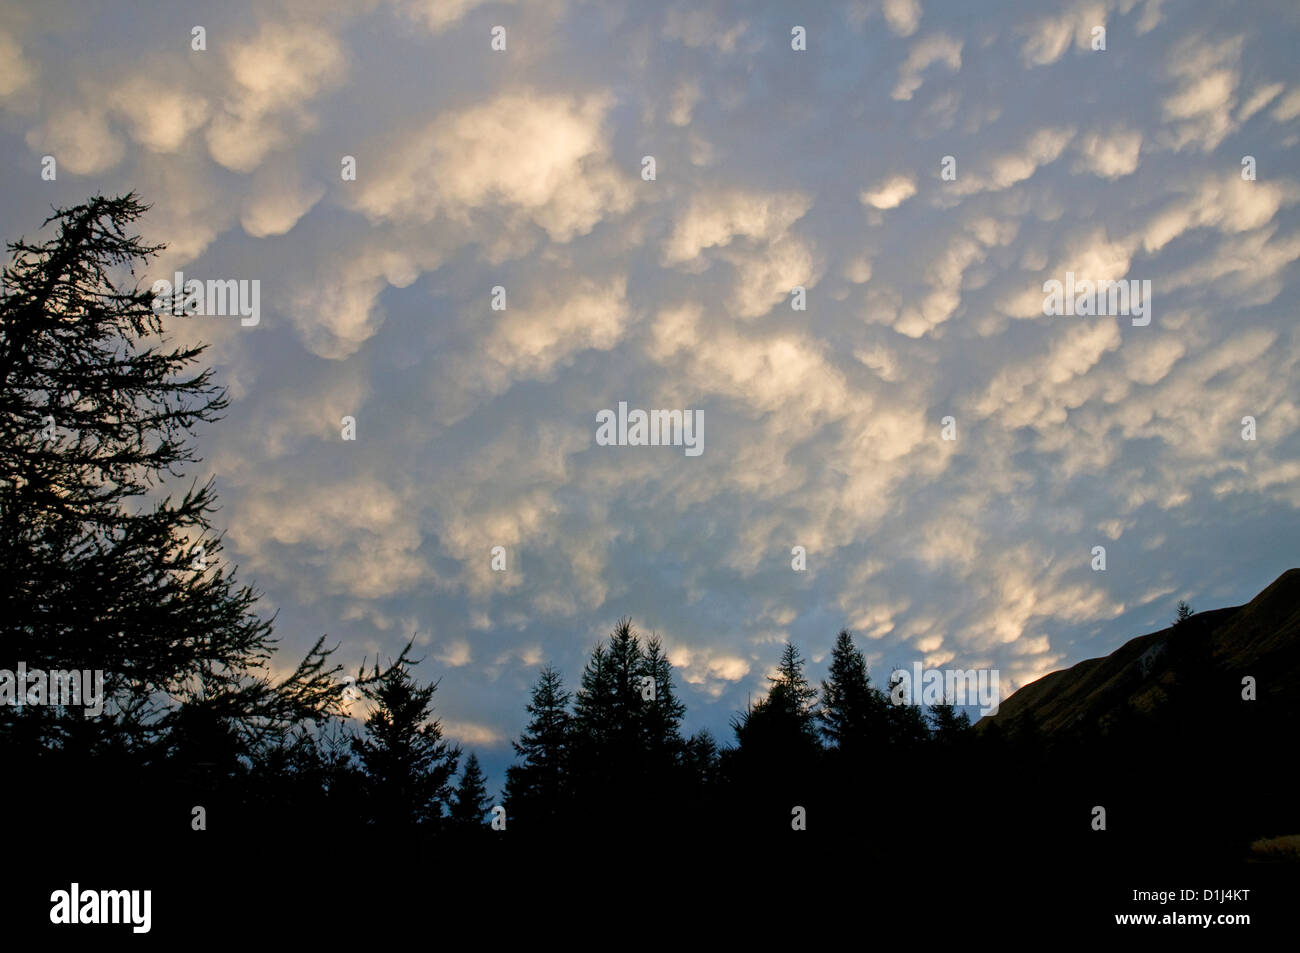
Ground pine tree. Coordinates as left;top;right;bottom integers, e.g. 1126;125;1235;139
0;194;341;764
683;728;720;791
504;664;572;828
883;669;932;747
927;696;973;747
733;642;821;755
351;645;460;829
819;629;887;755
772;641;819;734
570;643;614;757
727;642;822;829
570;619;645;790
449;753;492;831
637;635;686;765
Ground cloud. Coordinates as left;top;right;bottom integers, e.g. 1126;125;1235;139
207;22;348;171
892;32;962;101
882;0;922;37
860;174;917;209
392;0;513;35
663;8;750;53
1272;87;1300;122
485;275;632;377
661;187;811;267
1140;173;1296;253
353;89;635;243
442;720;506;746
109;73;209;153
285;243;426;359
1159;35;1242;152
0;29;35;97
950;127;1074;195
25;105;124;175
1017;1;1109;67
240;165;325;237
1074;127;1141;179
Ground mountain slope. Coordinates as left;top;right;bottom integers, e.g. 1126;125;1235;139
977;568;1300;740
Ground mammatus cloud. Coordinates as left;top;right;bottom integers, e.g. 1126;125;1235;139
3;0;1298;763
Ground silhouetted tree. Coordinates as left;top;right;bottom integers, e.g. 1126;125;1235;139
927;697;973;747
0;194;341;766
883;669;932;748
351;645;459;830
570;620;644;798
683;728;720;791
449;753;492;831
505;665;572;827
726;642;822;829
819;630;888;756
637;635;686;769
734;642;820;747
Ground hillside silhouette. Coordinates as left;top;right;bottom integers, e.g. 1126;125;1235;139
979;569;1300;742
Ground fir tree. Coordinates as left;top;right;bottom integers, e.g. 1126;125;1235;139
449;753;492;831
683;728;720;791
927;696;973;747
351;645;459;829
884;669;932;747
772;641;819;734
570;619;645;789
733;642;821;756
504;665;572;828
637;635;686;766
819;629;888;755
0;194;341;765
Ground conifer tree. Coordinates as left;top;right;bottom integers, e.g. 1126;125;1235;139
819;629;887;754
449;753;492;831
351;645;459;829
733;642;821;755
570;619;645;786
683;728;720;791
637;635;686;765
504;664;572;828
0;194;340;764
927;696;973;747
883;669;932;747
772;641;819;735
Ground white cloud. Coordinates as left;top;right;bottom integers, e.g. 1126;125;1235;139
109;74;209;153
882;0;922;37
860;174;917;209
661;187;811;267
892;33;962;101
353;89;635;243
25;105;123;175
1075;128;1141;179
207;22;347;171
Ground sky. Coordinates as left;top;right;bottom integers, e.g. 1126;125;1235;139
2;0;1299;794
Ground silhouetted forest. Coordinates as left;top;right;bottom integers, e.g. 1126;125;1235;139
3;196;1296;882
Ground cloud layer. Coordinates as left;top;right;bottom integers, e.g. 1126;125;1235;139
4;0;1299;787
